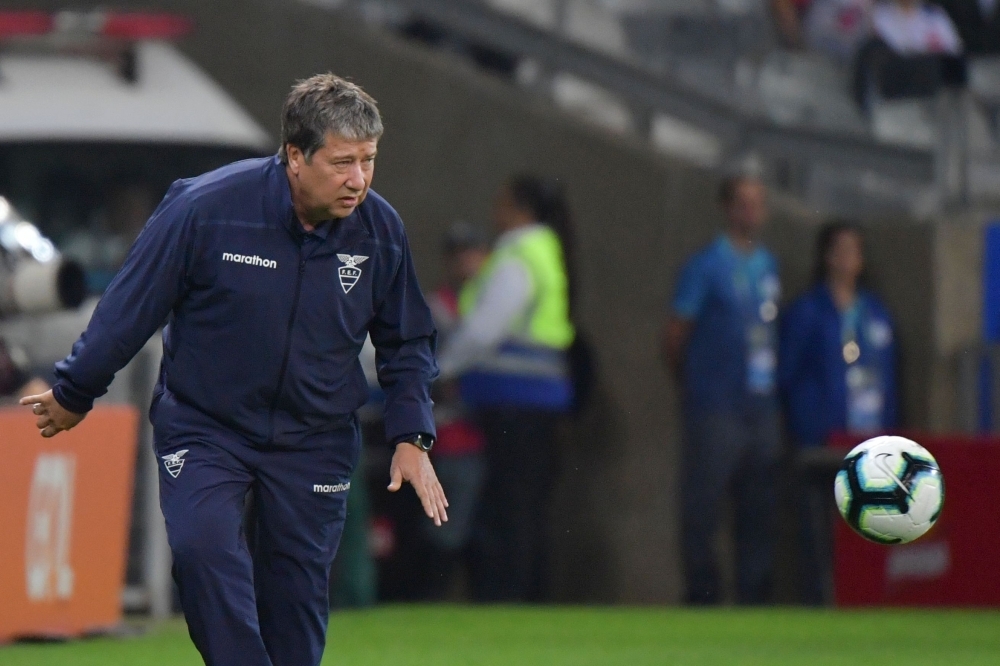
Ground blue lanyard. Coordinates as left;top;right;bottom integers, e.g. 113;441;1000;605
841;299;862;346
840;298;866;365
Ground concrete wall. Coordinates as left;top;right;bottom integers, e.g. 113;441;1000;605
21;0;984;602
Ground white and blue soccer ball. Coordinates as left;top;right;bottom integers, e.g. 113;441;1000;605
834;436;944;545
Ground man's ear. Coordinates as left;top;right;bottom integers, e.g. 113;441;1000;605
286;144;302;174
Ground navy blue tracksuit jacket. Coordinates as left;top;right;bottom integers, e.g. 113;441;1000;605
51;156;437;666
53;155;437;444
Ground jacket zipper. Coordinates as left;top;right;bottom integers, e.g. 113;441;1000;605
268;254;307;443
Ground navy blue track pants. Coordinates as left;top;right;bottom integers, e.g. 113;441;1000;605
153;393;359;666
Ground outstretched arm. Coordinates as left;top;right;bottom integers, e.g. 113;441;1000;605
22;181;195;435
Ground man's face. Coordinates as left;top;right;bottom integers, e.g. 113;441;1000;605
286;132;377;221
726;179;768;237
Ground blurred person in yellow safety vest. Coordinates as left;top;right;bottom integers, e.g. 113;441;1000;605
437;174;575;602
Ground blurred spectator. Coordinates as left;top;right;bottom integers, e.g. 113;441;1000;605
438;175;576;602
662;174;781;605
421;222;490;598
773;0;874;62
854;0;966;109
60;181;157;293
35;170;96;244
935;0;1000;54
779;221;897;604
873;0;964;52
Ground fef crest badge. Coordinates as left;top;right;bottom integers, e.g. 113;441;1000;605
162;450;189;479
337;254;368;294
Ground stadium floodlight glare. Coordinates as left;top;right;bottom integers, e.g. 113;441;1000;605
0;197;85;316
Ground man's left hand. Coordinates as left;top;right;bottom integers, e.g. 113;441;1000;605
19;389;86;438
388;442;449;526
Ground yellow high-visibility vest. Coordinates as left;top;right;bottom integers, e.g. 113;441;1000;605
459;225;574;350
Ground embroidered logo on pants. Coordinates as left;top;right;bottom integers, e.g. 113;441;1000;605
336;254;368;293
162;450;189;478
313;482;351;493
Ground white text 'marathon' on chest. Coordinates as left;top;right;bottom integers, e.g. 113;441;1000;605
222;252;278;269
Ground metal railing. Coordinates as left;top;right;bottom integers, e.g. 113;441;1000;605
307;0;985;215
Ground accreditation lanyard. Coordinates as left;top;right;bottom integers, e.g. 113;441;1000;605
841;299;884;433
841;300;862;365
736;267;778;396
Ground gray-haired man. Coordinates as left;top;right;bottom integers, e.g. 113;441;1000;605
21;74;447;666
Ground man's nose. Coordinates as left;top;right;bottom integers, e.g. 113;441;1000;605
344;163;365;191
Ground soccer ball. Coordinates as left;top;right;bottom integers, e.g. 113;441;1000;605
834;436;944;545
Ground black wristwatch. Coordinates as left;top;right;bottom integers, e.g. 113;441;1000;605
400;433;435;452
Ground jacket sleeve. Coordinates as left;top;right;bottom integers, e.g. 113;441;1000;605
369;232;439;445
52;181;195;413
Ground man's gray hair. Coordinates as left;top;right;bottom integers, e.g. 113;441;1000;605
279;73;383;164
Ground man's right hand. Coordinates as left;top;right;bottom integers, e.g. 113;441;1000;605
387;442;449;527
19;390;86;438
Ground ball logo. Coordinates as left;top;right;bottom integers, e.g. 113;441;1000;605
162;449;189;478
25;452;76;602
336;254;368;294
874;452;911;496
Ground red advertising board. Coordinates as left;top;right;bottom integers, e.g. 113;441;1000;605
832;432;1000;606
0;406;138;642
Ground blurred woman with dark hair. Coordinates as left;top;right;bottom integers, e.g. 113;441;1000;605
779;220;898;603
437;174;575;602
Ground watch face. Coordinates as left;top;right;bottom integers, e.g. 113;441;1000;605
414;435;434;451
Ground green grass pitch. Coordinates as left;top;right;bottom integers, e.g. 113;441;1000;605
3;605;1000;665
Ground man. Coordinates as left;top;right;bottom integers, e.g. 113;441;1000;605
437;175;575;602
662;174;780;605
21;74;447;666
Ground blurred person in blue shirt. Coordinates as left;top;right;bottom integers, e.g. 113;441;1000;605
663;174;781;605
779;220;897;603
